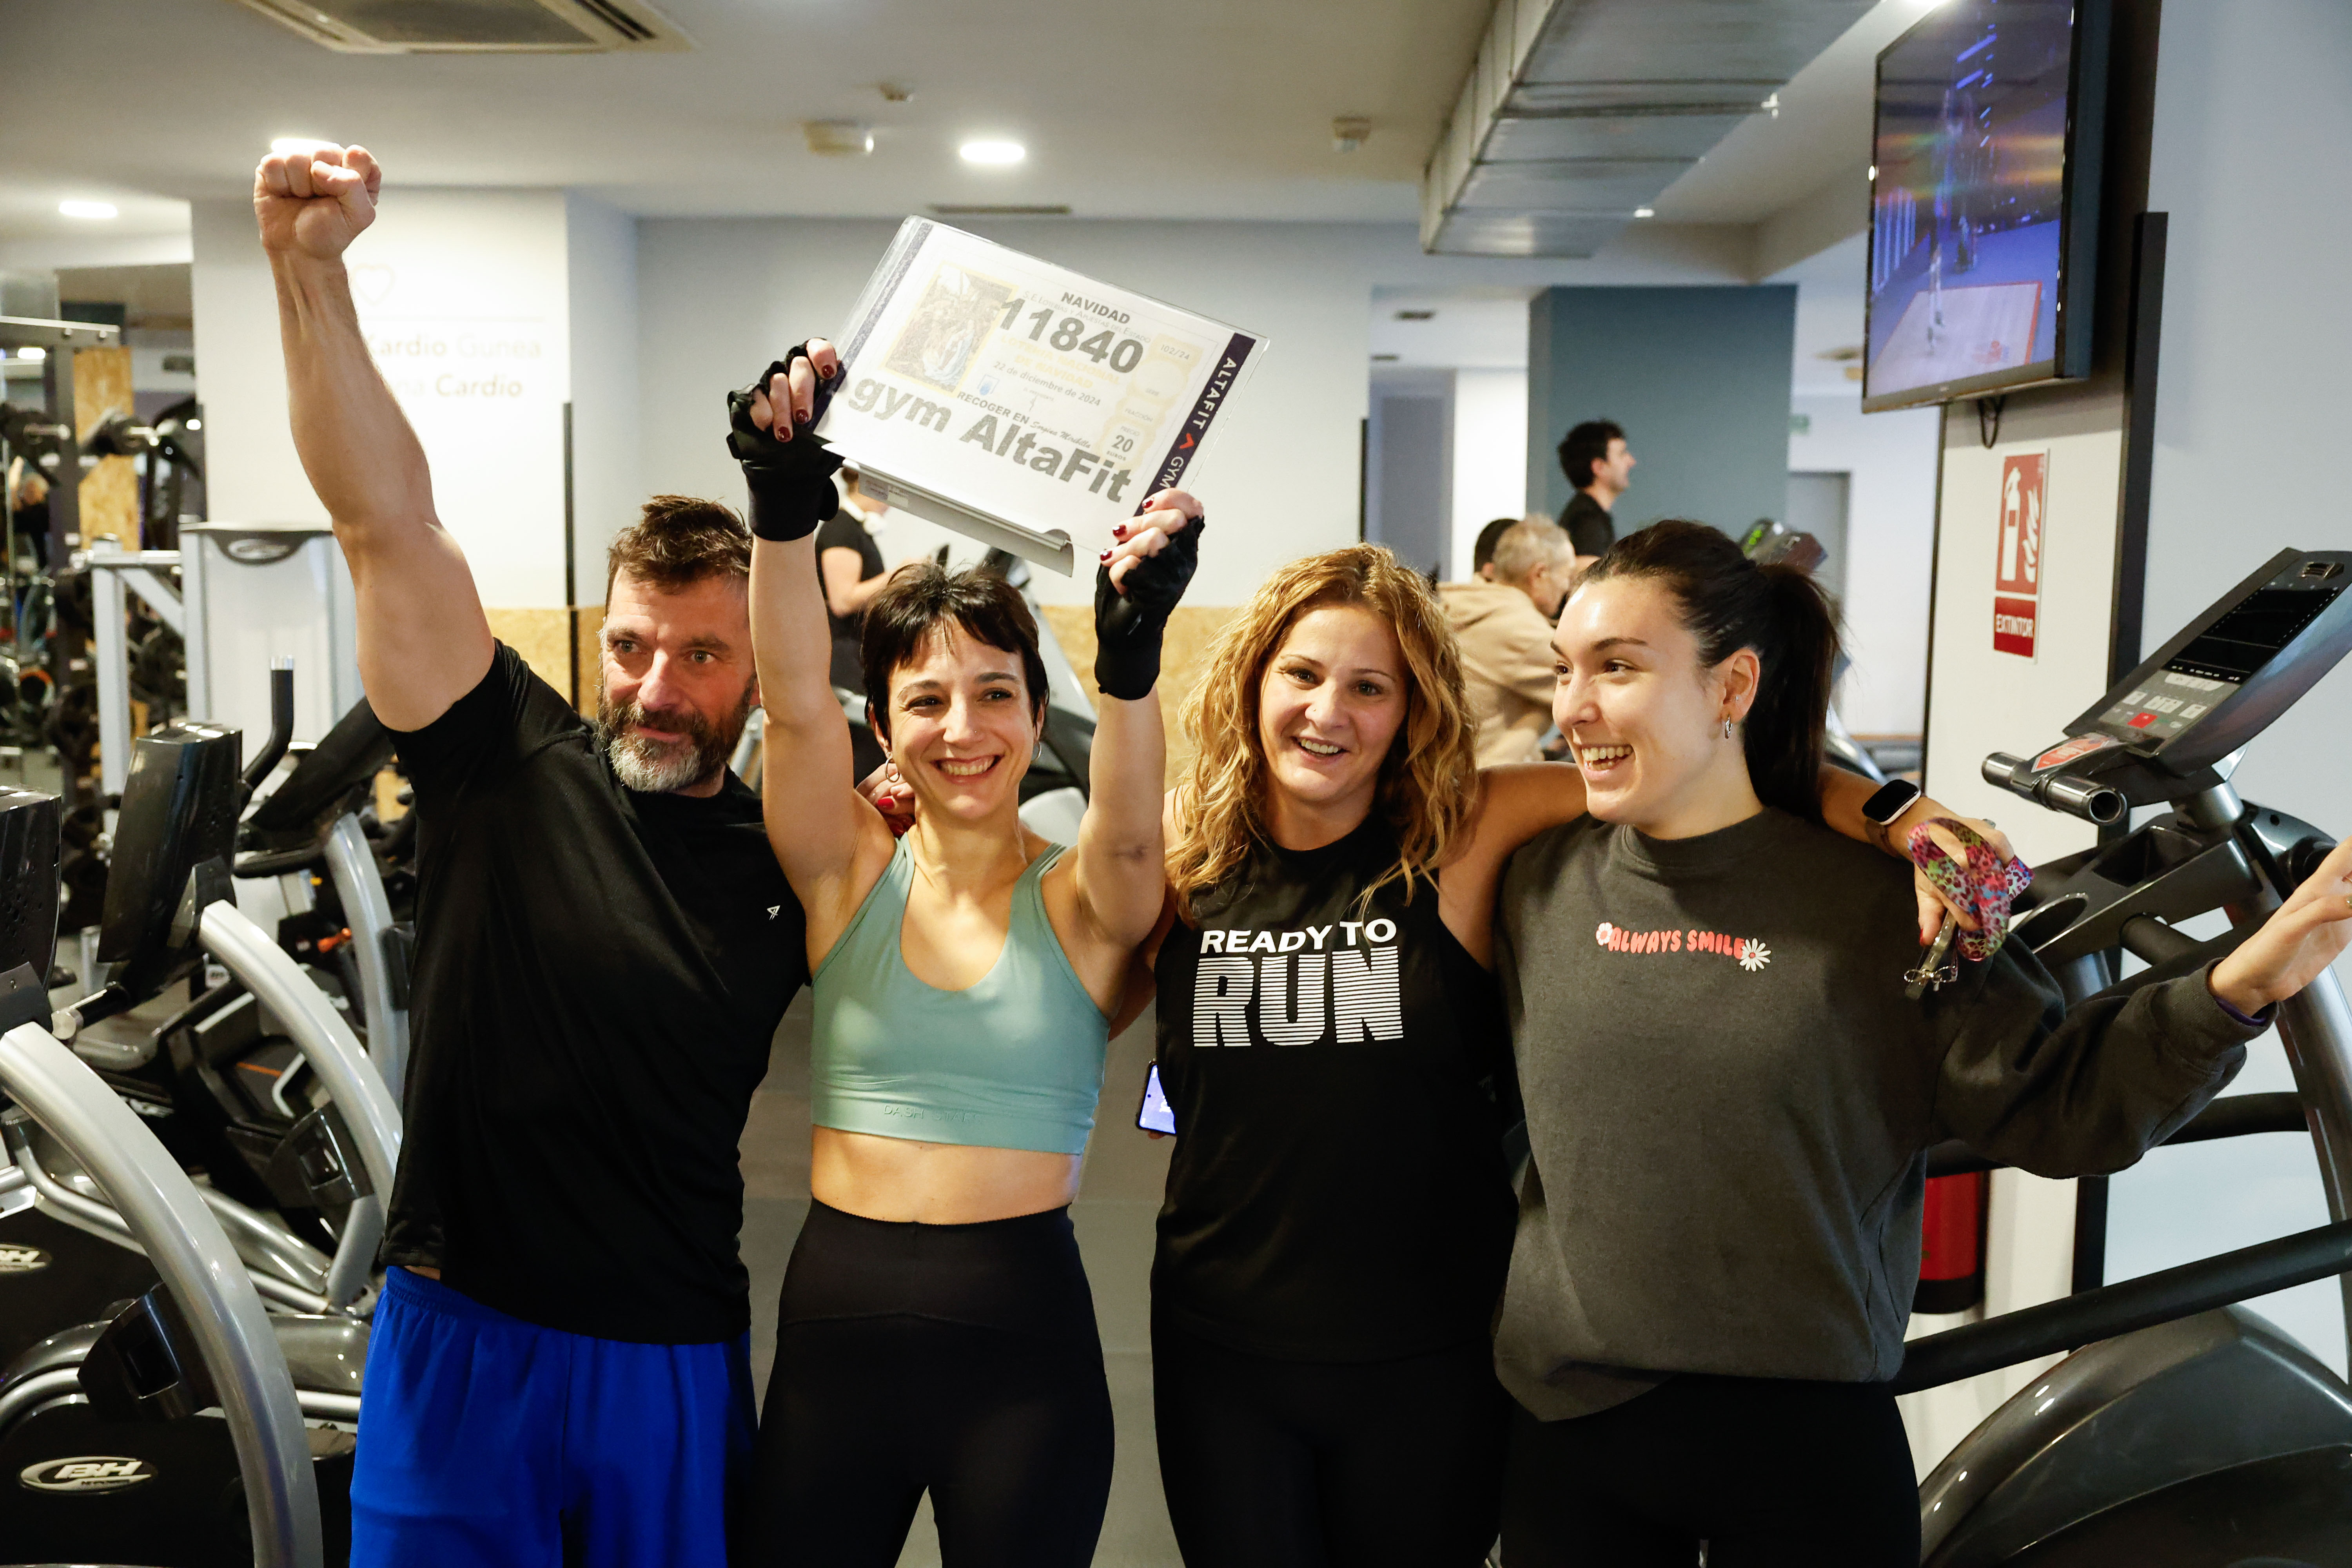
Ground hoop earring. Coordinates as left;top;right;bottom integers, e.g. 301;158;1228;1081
1721;717;1735;740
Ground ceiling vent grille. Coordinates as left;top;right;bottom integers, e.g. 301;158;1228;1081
227;0;691;53
1421;0;1868;257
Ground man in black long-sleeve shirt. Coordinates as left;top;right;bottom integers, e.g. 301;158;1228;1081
1555;418;1633;561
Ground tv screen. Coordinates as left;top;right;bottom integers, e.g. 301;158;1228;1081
1864;0;2108;412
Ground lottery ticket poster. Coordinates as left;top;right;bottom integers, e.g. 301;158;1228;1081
815;218;1268;574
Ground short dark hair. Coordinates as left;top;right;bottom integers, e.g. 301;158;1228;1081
1557;420;1626;491
1579;520;1838;824
606;495;751;597
860;563;1049;744
1471;517;1517;575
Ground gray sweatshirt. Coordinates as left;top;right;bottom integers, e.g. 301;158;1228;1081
1493;809;2259;1421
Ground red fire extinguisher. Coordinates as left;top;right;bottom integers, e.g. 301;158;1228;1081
1916;1170;1987;1314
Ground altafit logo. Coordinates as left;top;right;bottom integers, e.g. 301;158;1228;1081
20;1456;158;1493
0;1245;48;1273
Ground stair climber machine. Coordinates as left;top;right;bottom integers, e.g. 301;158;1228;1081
1898;549;2352;1566
0;668;403;1565
0;788;328;1568
232;694;413;1103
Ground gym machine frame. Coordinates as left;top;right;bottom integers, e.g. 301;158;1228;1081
1901;547;2352;1564
0;783;324;1568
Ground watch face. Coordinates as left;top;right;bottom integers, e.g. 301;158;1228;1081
1864;780;1922;824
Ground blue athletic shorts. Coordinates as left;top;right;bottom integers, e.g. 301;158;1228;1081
350;1266;755;1568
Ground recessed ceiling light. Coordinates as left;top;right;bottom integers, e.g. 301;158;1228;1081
1633;207;1655;218
959;139;1025;166
183;417;203;430
16;347;47;362
59;200;118;220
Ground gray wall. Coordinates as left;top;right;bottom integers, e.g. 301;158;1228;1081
1527;284;1797;535
2101;0;2352;1374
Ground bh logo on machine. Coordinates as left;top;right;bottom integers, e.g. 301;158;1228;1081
0;1245;51;1273
19;1456;158;1493
1191;922;1405;1047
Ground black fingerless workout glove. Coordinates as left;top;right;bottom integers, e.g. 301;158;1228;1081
726;343;844;541
1093;513;1204;702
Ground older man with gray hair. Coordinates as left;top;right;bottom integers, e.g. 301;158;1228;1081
1441;515;1578;767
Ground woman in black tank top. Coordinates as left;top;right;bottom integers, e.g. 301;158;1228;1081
1137;544;2004;1567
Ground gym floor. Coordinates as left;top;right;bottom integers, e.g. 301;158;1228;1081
741;991;1183;1566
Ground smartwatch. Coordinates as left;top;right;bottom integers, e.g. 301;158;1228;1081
1862;778;1923;826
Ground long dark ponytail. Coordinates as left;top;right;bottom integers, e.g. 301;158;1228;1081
1578;519;1839;823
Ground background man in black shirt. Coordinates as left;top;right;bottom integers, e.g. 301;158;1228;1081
1555;418;1635;565
814;465;912;779
258;140;808;1567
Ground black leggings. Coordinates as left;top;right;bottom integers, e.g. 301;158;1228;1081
742;1200;1114;1567
1152;1314;1510;1568
1501;1374;1919;1567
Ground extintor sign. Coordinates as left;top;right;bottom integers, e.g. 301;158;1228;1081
1992;451;2048;658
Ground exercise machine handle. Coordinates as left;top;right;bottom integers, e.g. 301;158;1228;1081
1895;1215;2352;1393
1982;751;2128;825
240;658;296;802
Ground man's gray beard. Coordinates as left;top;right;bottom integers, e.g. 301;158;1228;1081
597;680;756;794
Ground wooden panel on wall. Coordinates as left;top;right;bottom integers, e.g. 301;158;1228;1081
484;607;572;701
1039;604;1236;789
573;604;604;717
73;346;138;548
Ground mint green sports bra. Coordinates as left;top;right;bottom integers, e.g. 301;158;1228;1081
811;838;1109;1156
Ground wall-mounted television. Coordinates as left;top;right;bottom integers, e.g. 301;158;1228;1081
1863;0;2110;413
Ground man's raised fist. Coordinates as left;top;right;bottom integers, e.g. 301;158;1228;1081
254;143;381;263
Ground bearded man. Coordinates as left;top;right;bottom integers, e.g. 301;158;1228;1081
259;140;810;1566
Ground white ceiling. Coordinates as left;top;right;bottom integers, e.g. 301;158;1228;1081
0;0;1494;247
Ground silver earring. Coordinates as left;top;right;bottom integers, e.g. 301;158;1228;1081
1721;717;1734;740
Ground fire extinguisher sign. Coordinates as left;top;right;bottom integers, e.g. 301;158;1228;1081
1991;452;2047;659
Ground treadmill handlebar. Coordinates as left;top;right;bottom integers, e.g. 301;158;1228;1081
1895;1215;2352;1393
1982;752;2129;825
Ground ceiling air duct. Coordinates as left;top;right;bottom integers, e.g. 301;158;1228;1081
1422;0;1871;256
227;0;691;53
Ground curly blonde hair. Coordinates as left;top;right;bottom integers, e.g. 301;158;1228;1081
1168;545;1482;919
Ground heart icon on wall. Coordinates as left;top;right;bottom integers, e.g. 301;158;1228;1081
351;264;395;306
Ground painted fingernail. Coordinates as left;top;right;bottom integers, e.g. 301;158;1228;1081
1112;525;1129;539
1100;550;1112;561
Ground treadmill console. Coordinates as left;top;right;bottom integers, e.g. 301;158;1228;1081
1987;550;2352;820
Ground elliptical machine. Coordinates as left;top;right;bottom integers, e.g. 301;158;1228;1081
0;677;404;1566
0;787;328;1568
1902;548;2352;1564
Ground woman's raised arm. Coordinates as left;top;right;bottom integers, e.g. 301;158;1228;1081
734;342;895;927
1071;492;1203;951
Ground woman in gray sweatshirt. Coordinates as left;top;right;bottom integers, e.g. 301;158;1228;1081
1492;520;2352;1566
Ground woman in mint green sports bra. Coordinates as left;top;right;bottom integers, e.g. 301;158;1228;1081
729;339;1202;1567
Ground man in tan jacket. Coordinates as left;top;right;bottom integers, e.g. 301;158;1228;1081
1441;517;1576;767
